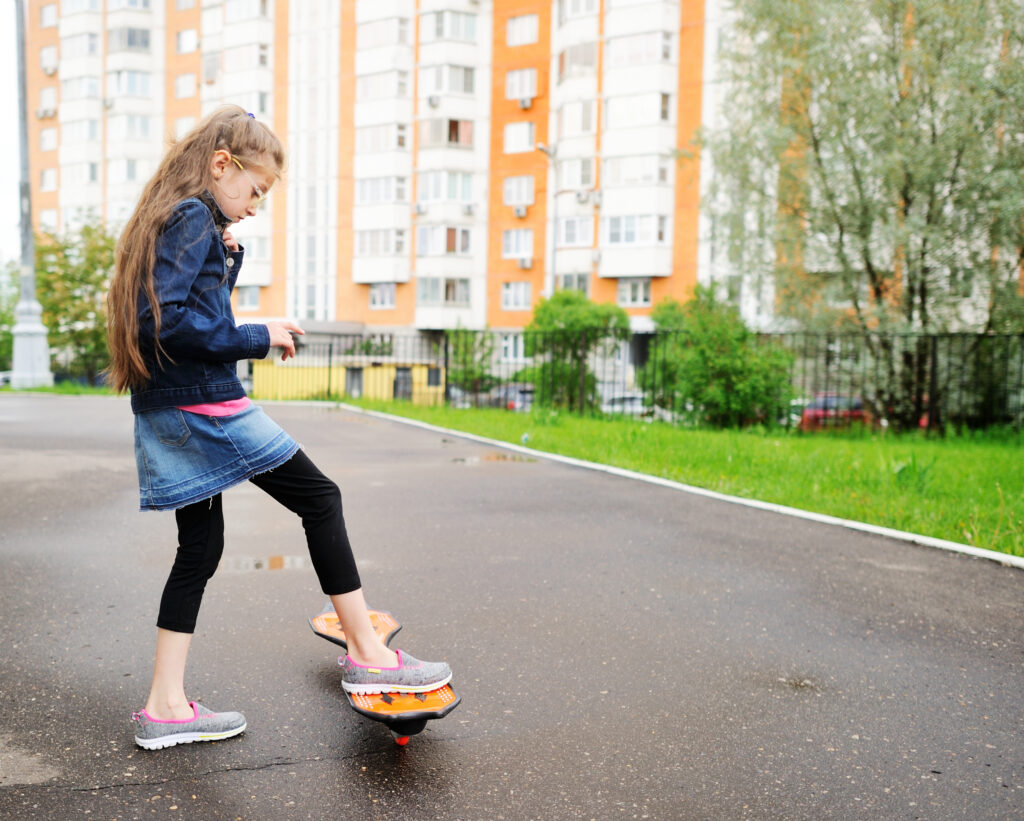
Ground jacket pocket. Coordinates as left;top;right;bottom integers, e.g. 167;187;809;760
145;408;192;447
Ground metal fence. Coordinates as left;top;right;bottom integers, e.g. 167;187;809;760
246;330;1024;432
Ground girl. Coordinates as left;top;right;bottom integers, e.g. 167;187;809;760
107;106;451;750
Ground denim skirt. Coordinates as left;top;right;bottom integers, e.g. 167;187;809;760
134;404;299;511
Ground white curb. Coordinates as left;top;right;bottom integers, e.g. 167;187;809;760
336;403;1024;572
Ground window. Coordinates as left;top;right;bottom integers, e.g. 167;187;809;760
40;168;57;191
501;282;531;311
501;229;533;258
559;158;593;189
617;278;651;307
506;14;538;46
606;94;668;128
107;70;150;97
177;29;198;54
559;217;593;247
418;170;472;203
109;27;151;52
604;216;666;245
64;162;99;185
236;286;260;311
606;32;672;68
109;0;151;9
356;124;409;153
225;0;268;18
39;209;58;233
416;278;470;307
660;93;671;122
420;65;475;95
603;155;669;186
175;116;195;138
556;273;589;295
61;76;100;100
356;71;409;100
418;119;473;149
109;113;151;140
176;0;195;8
63;119;99;142
422;11;476;43
503;121;535;153
62;33;99;59
63;0;99;13
203;52;221;84
40;46;58;73
558;100;595;137
416;226;471;256
369;283;396;309
358;18;409;48
500;333;525;362
505;69;537;100
39;87;57;110
557;42;596;83
175;73;197;98
560;0;598;22
40;128;58;152
41;4;58;26
354;229;405;256
108;158;138;183
355;176;407;204
503;175;535;206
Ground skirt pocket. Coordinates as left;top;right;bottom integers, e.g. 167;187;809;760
144;408;192;447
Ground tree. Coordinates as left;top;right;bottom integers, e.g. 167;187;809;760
446;324;497;400
638;289;793;428
35;220;117;384
703;0;1024;428
0;261;17;371
524;290;631;411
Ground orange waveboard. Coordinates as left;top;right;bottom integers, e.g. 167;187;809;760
309;602;401;649
347;685;460;722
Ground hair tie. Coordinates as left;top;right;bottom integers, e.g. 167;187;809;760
247;112;255;118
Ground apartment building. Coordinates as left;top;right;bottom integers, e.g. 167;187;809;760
24;0;729;341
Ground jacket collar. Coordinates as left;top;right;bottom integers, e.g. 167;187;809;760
196;190;232;233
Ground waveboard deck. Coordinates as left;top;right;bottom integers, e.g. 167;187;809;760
346;685;461;745
310;602;460;745
308;601;401;649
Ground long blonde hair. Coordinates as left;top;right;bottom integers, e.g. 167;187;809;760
106;105;284;393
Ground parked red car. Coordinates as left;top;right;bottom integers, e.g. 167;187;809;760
798;393;870;430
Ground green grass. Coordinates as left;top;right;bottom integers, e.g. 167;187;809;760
1;383;115;395
346;398;1024;559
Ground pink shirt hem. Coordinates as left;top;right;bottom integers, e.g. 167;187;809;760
177;397;252;417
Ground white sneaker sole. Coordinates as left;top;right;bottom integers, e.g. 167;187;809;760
135;722;246;750
341;672;452;696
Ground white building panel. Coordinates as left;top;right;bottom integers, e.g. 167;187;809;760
352;258;413;285
598;246;673;278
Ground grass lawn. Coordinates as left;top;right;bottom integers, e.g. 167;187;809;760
347;398;1024;559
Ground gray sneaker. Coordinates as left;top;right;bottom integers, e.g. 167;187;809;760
131;702;246;750
339;649;452;695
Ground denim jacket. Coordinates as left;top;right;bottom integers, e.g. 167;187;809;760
130;196;271;413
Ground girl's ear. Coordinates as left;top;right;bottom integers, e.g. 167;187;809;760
210;149;232;180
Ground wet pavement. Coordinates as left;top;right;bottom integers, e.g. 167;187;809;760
0;394;1021;820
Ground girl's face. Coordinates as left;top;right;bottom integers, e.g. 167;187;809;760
210;149;276;223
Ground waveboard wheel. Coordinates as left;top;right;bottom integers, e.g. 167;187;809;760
392;733;410;746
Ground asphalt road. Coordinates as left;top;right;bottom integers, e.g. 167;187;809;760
0;394;1021;821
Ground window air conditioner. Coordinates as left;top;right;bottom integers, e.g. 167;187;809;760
427;95;440;108
513;205;527;218
576;190;589;204
43;65;57;76
463;203;475;216
517;256;533;270
518;97;532;110
414;202;427;215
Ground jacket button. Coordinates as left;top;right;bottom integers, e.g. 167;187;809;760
226;257;234;267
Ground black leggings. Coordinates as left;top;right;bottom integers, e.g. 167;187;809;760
156;449;361;633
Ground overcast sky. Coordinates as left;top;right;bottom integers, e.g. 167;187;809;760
1;3;21;266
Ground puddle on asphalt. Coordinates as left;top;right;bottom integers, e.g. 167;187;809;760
219;555;309;572
451;451;537;465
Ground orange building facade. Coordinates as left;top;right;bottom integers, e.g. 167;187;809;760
25;0;716;338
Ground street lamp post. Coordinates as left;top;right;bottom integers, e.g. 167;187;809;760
11;0;53;389
536;142;556;297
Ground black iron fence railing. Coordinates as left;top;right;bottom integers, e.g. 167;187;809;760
245;330;1024;433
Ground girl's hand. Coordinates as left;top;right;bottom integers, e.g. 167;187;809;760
223;229;239;252
265;321;305;361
